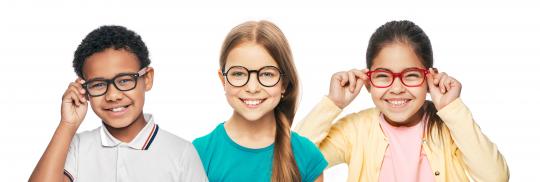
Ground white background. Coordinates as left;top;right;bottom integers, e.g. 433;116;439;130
1;0;539;181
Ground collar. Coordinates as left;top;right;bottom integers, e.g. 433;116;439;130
100;113;159;150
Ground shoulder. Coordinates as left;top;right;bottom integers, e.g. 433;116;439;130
290;132;324;158
335;107;380;130
291;132;328;180
73;127;101;145
155;127;193;151
192;123;224;152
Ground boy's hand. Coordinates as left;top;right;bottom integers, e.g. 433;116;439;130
60;78;88;127
427;68;462;110
327;69;368;109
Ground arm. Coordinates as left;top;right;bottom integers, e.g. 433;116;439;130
438;98;509;181
295;69;368;167
427;69;509;181
29;79;88;182
29;123;78;182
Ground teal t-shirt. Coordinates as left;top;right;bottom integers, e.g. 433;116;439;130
193;123;328;182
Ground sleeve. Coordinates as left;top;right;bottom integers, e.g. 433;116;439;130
437;98;509;181
178;143;209;182
64;134;79;182
298;136;328;182
294;96;355;168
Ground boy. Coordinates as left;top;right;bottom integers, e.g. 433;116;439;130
30;25;207;182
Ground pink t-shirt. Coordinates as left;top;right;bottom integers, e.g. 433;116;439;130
379;114;435;182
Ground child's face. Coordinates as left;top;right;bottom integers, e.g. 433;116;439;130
369;43;427;124
82;48;153;128
220;43;284;122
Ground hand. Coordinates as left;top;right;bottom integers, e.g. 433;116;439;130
327;69;368;109
60;78;88;127
426;68;462;110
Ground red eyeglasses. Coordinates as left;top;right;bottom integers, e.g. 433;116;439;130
366;68;429;88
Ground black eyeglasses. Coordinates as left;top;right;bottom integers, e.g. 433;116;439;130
222;66;284;87
82;68;148;97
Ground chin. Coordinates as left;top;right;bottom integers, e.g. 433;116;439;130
238;112;266;122
101;118;135;129
381;110;416;123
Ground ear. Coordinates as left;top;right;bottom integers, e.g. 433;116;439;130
143;67;154;91
365;82;371;93
218;68;226;86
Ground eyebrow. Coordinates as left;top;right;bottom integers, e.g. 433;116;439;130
85;72;137;81
226;65;280;70
372;67;421;72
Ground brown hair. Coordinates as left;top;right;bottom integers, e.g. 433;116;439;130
219;20;301;182
366;20;444;141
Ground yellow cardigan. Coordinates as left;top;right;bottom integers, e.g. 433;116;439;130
295;97;509;182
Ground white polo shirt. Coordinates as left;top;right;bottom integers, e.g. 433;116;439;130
63;114;208;182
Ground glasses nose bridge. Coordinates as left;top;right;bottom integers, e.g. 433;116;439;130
388;72;407;92
104;79;124;99
244;69;262;89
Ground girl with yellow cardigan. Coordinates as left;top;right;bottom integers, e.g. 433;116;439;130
295;20;509;181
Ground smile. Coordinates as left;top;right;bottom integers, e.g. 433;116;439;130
384;99;411;108
105;104;131;114
240;98;266;108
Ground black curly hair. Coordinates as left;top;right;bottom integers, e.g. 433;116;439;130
73;25;150;78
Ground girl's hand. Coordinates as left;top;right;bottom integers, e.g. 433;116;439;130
327;69;368;109
427;68;462;110
60;78;88;127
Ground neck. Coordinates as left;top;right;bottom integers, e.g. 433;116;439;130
105;112;147;143
224;111;276;148
384;108;425;127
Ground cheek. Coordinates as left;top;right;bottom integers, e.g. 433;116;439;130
410;85;428;99
370;88;386;100
224;85;241;97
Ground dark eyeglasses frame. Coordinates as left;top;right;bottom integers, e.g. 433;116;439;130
82;67;148;97
222;66;285;87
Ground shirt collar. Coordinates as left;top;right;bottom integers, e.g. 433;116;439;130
100;113;159;150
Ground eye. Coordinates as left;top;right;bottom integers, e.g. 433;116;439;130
118;79;134;84
374;73;390;78
89;82;106;89
404;72;421;78
230;71;247;77
259;72;275;77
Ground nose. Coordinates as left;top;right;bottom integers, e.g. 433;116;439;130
388;77;406;94
245;72;261;94
105;83;124;101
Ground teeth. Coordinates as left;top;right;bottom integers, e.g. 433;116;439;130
388;100;407;106
243;99;262;106
111;106;126;112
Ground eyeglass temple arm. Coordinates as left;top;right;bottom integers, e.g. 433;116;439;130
138;67;148;76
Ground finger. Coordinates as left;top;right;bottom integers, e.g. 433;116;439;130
438;73;449;93
353;77;364;95
426;69;438;93
348;71;356;92
339;73;349;87
351;69;369;81
68;86;85;105
331;72;345;87
64;91;81;107
69;82;86;95
444;76;454;91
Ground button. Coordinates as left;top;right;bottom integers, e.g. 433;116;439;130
434;171;440;176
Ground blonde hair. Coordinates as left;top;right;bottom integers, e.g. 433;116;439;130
219;20;301;182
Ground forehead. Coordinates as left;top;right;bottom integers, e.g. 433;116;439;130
225;43;279;70
371;43;425;72
82;48;140;79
